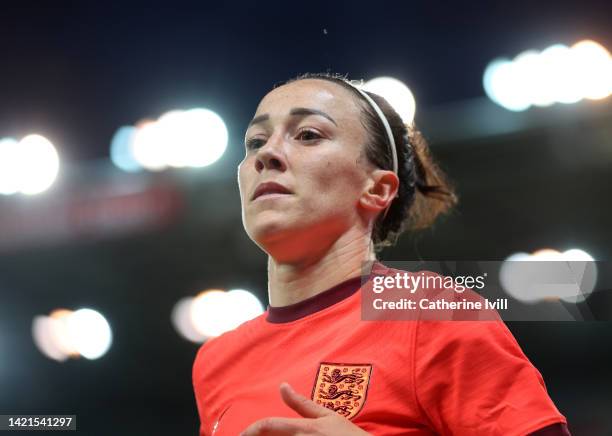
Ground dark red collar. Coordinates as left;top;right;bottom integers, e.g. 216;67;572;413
266;275;364;323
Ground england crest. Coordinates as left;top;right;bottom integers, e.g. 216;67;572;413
311;362;372;420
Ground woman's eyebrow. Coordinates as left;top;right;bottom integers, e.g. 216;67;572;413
247;107;338;128
289;108;338;126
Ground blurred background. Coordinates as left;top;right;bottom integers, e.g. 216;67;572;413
1;1;611;434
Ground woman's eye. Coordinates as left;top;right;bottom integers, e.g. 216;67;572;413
296;130;321;141
245;130;321;149
245;138;265;150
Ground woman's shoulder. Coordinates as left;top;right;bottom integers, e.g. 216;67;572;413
193;312;267;370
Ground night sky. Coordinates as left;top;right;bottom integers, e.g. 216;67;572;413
1;0;611;163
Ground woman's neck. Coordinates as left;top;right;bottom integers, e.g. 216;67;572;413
267;230;376;307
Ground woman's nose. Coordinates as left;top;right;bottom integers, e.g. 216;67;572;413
255;135;287;173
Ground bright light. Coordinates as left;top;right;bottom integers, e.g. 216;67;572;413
112;107;228;172
32;309;76;362
48;309;80;357
110;126;142;172
500;248;597;304
483;59;531;111
561;248;597;304
362;77;416;125
171;296;207;343
514;51;549;107
531;248;563;260
483;58;507;106
548;45;584;105
483;40;612;110
0;135;60;195
172;288;264;341
225;289;265;329
131;121;168;171
66;308;113;359
0;138;20;195
563;248;594;261
158;110;191;168
164;108;228;168
32;308;112;361
18;134;60;195
500;252;540;303
532;45;570;107
190;290;233;338
571;40;612;100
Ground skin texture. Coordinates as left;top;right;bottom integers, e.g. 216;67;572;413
236;79;399;434
239;79;398;307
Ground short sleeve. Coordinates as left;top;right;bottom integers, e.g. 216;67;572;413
414;320;567;436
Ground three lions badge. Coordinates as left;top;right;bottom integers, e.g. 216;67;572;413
311;362;372;419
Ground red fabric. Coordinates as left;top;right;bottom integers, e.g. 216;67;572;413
414;320;567;435
192;263;567;435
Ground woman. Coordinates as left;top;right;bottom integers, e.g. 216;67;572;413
192;73;570;435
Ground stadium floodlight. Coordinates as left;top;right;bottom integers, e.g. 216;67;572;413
171;297;208;343
571;40;612;100
111;107;229;172
32;308;113;361
131;121;168;171
110;126;142;172
66;308;113;360
19;134;61;195
500;248;597;304
483;40;612;110
224;289;265;330
190;290;231;338
483;58;531;112
0;135;60;195
174;288;264;341
361;77;417;125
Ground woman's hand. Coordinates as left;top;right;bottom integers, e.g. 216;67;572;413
239;382;371;436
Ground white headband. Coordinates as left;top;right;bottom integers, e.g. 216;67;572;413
351;86;398;175
351;84;399;219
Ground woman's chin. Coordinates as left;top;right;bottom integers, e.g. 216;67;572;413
248;220;295;246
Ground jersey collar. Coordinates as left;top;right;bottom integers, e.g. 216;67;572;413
265;261;384;323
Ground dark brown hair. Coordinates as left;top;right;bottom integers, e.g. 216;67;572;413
282;72;458;253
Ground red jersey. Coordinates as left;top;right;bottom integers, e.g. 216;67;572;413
192;262;567;435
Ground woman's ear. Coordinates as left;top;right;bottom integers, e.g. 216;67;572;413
359;169;399;212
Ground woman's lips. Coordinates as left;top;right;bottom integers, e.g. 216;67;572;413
253;192;292;201
252;181;292;200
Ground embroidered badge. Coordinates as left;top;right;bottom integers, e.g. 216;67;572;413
311;362;372;419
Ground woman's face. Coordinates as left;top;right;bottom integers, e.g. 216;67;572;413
238;79;376;258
